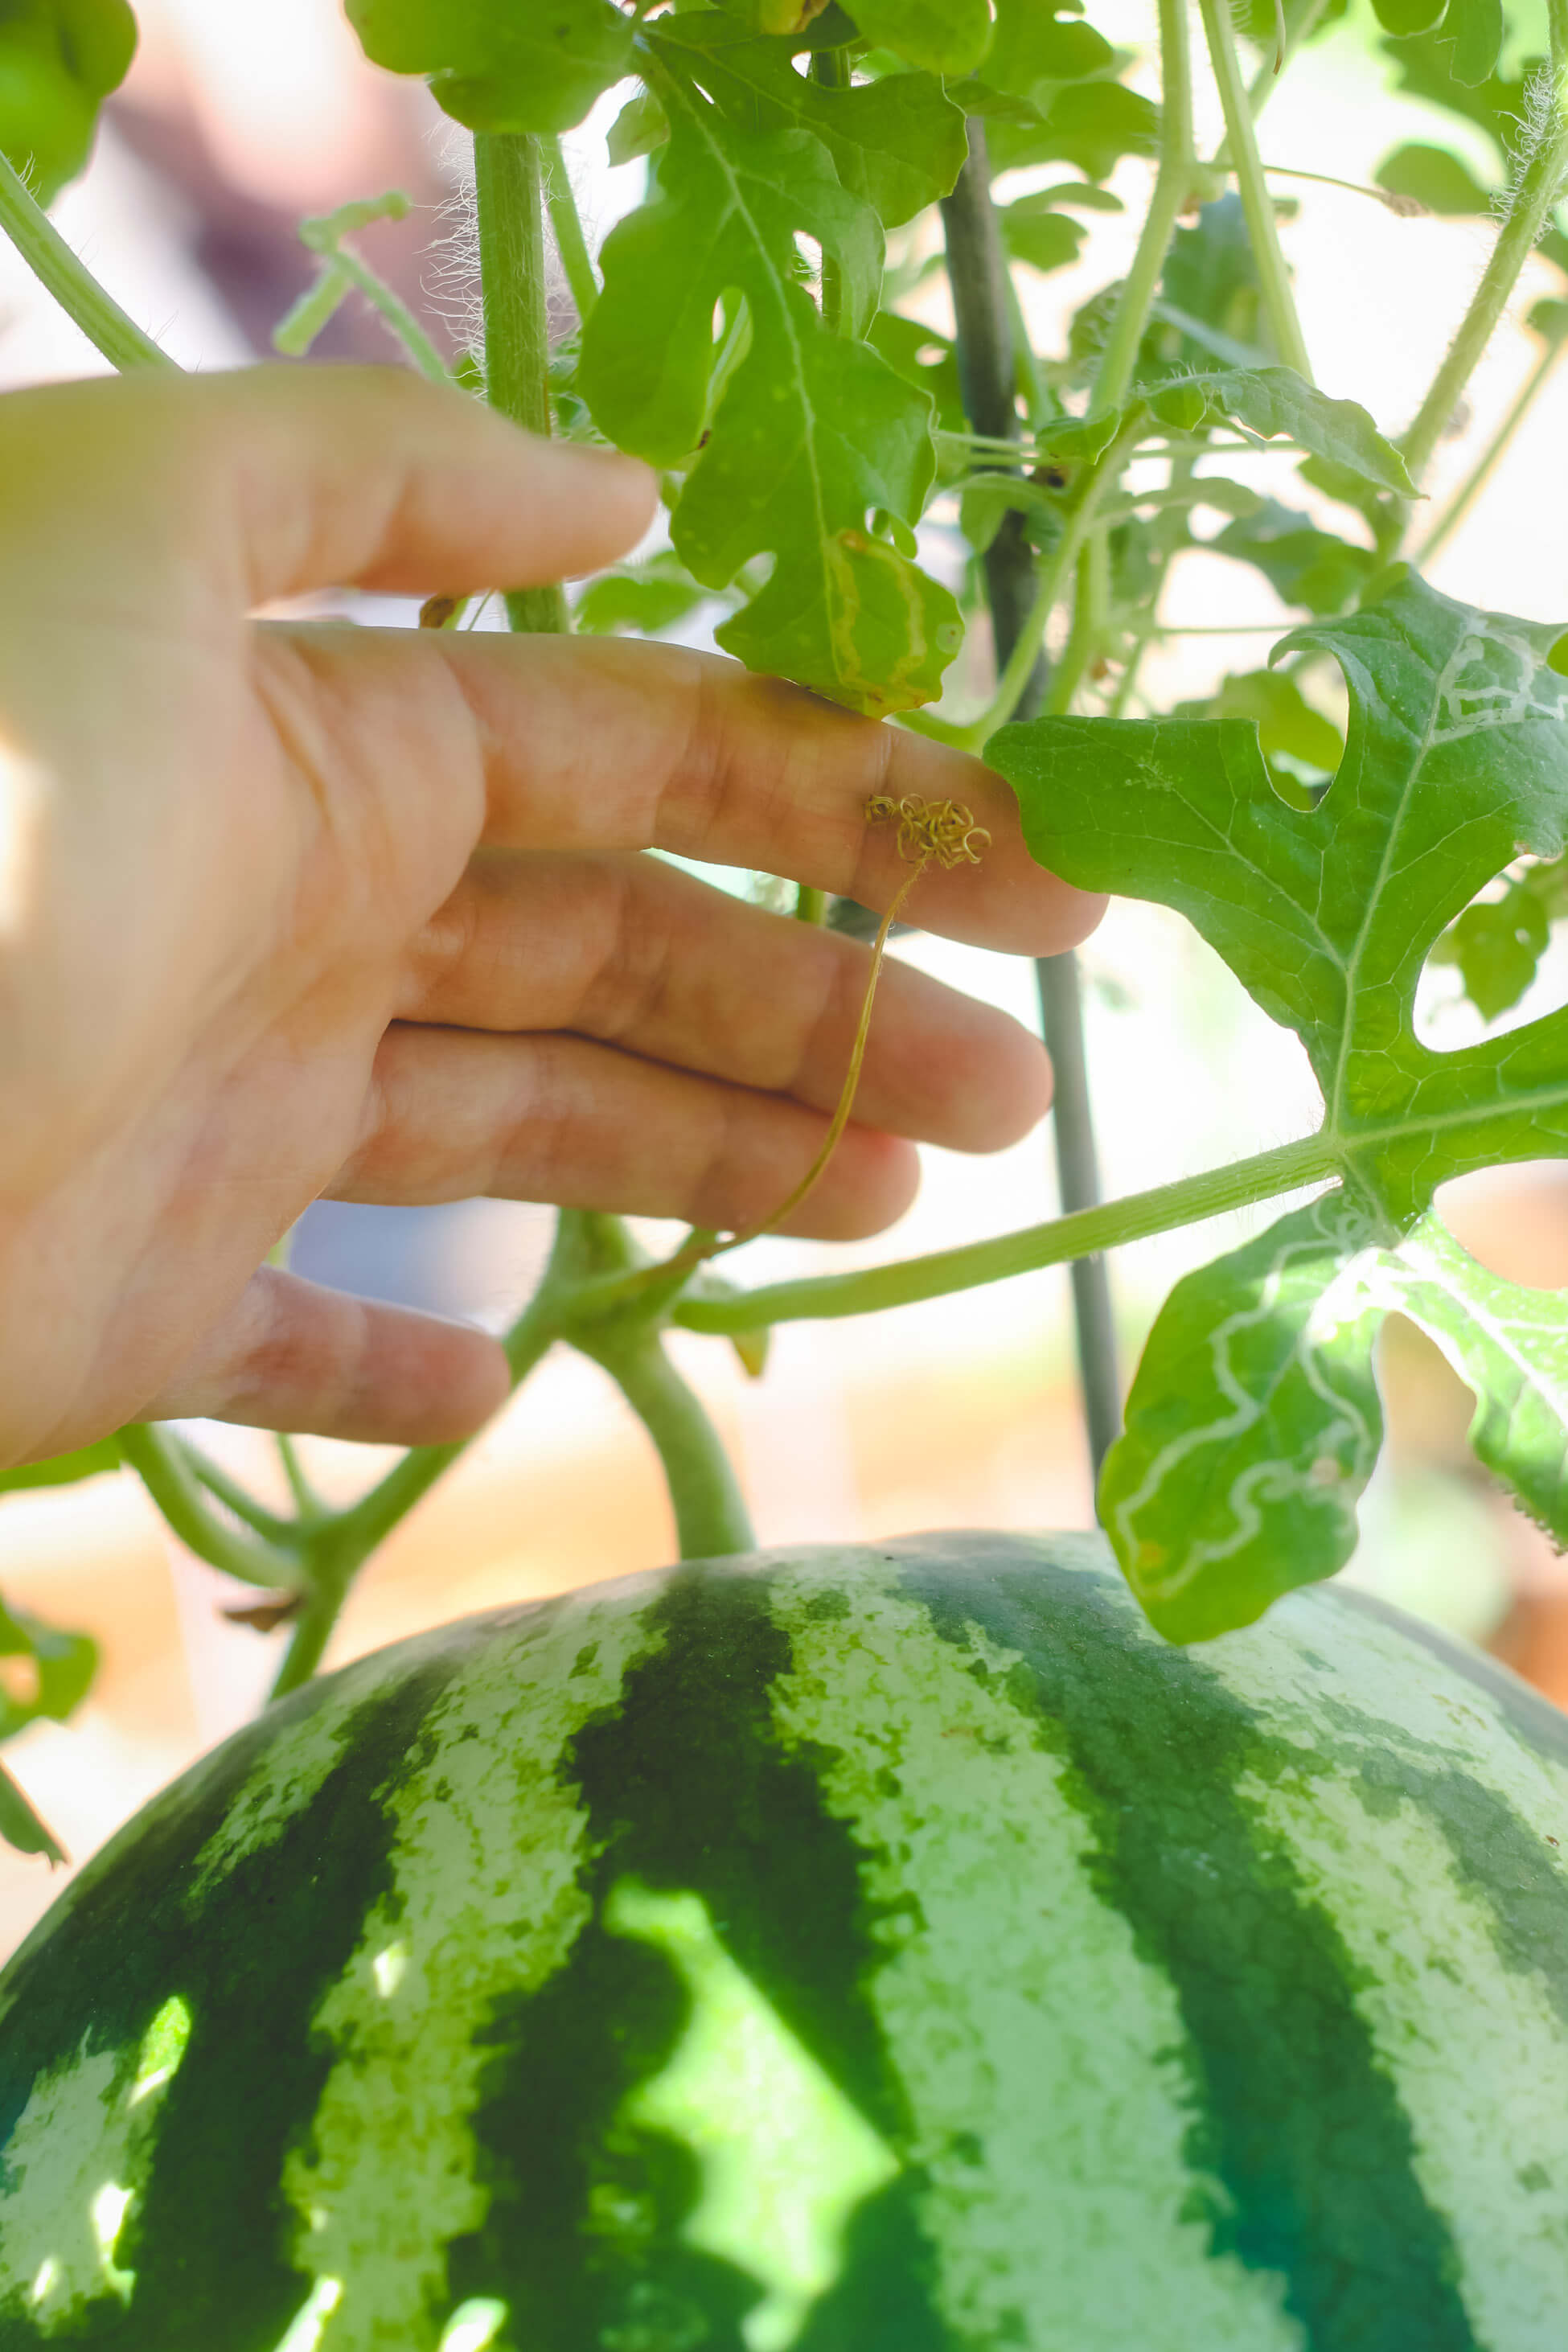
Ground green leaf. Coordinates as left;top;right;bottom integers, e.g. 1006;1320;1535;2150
0;1593;96;1739
573;550;716;637
1102;1190;1388;1642
579;84;960;713
0;1434;121;1494
0;0;136;202
987;77;1160;181
651;12;966;225
1147;367;1416;495
1152;195;1270;371
1211;498;1378;615
867;309;966;436
1174;667;1344;779
983;0;1114;98
1437;0;1505;88
1370;0;1448;37
1374;141;1492;215
998;194;1087;276
607;87;669;166
843;0;992;75
0;1761;64;1866
990;566;1568;1631
1430;850;1568;1019
343;0;634;134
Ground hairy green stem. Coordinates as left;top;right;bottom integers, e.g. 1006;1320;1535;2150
1197;0;1312;378
540;134;600;324
584;1326;756;1559
671;1132;1339;1336
1089;0;1195;415
1417;335;1564;566
0;149;174;371
474;133;568;634
1398;59;1568;496
120;1424;302;1586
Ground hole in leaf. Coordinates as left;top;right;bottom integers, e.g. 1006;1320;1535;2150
0;1653;39;1709
1433;1164;1568;1291
1416;854;1568;1053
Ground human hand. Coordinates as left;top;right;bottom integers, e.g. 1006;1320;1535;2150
0;367;1101;1464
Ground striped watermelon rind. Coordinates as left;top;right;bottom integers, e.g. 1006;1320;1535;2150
2;1531;1566;2348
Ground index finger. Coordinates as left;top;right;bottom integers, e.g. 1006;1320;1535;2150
322;626;1102;956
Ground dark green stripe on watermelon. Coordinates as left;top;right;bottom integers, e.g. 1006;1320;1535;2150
445;1560;946;2352
896;1537;1479;2352
0;1636;474;2351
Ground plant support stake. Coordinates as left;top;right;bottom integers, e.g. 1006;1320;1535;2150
942;125;1123;1484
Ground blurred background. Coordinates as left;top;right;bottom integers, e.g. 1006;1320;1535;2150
4;0;1568;1961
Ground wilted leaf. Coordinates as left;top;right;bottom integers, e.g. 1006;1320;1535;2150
579;83;959;712
991;567;1568;1633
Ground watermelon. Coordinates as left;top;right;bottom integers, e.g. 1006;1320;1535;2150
2;1530;1566;2349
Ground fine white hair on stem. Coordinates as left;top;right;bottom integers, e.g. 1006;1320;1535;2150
421;120;485;364
1492;65;1568;233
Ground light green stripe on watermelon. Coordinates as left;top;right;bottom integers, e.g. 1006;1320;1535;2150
1;1997;192;2325
763;1548;1305;2351
273;1591;663;2352
1199;1587;1568;2348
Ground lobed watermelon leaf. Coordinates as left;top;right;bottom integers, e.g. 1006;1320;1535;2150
991;566;1568;1637
578;65;961;712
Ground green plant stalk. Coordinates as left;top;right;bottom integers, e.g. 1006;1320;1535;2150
1398;59;1568;496
1089;0;1195;416
318;244;452;384
794;884;827;923
1242;0;1335;113
269;1275;566;1700
811;48;852;334
581;1325;756;1558
275;1430;324;1519
1045;532;1111;716
184;1439;306;1545
1197;0;1313;379
0;149;174;371
119;1423;302;1586
474;133;569;634
540;134;599;324
671;1132;1339;1336
1416;335;1564;566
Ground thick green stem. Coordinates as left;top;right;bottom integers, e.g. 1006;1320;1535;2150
119;1424;302;1586
1089;0;1195;416
540;134;600;324
585;1326;756;1560
1398;60;1568;495
0;150;174;371
1416;335;1563;566
672;1132;1338;1335
1197;0;1312;379
474;132;568;634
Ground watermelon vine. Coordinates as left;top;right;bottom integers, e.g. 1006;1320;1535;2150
2;0;1568;1855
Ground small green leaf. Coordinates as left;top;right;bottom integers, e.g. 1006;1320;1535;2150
1211;498;1377;616
1;1434;121;1494
983;0;1114;98
651;13;966;225
574;551;714;637
1102;1191;1387;1643
1445;880;1552;1020
844;0;992;76
0;1761;64;1866
1437;0;1504;87
0;1591;97;1739
1147;367;1415;495
344;0;634;135
579;87;959;712
1375;141;1492;215
607;87;669;166
1370;0;1448;36
0;0;136;202
998;196;1086;276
